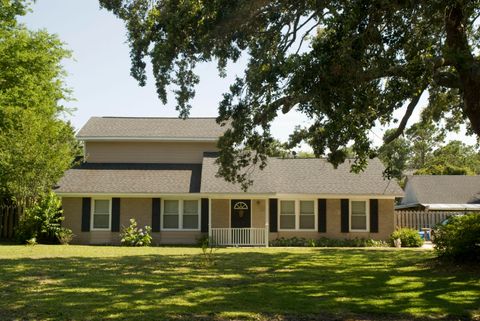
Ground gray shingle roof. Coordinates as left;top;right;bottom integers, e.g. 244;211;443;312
200;155;403;195
77;117;227;140
55;163;201;194
401;175;480;204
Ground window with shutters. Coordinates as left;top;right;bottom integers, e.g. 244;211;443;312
162;199;200;230
279;200;316;231
349;199;369;232
91;199;111;230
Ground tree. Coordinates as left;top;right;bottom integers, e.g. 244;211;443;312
377;129;410;180
405;122;445;169
0;0;79;205
99;0;480;189
415;140;480;175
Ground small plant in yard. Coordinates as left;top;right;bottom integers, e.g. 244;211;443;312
57;227;75;245
433;213;480;262
200;236;218;267
389;228;424;248
120;218;152;246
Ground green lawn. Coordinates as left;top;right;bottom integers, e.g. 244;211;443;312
0;246;478;321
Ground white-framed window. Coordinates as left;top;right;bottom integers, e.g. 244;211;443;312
279;200;316;231
91;198;111;231
350;199;369;232
299;200;315;229
162;199;200;230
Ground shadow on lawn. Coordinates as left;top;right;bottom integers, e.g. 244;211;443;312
0;249;478;321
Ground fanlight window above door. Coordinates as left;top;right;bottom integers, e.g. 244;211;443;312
233;202;249;210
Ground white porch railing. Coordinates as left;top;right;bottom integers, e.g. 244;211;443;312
210;228;268;247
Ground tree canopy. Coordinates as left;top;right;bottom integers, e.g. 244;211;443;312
99;0;480;189
0;0;79;205
415;140;480;175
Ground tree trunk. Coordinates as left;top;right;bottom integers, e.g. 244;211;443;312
445;4;480;136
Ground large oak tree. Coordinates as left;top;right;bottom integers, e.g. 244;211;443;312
99;0;480;189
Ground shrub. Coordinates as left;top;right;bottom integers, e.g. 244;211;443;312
57;227;75;245
389;228;424;247
433;213;480;262
15;192;64;244
120;218;152;246
269;237;310;247
269;236;389;247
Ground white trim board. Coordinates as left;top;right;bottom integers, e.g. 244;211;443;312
57;192;398;199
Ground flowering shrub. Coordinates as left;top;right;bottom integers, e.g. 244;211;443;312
120;218;152;247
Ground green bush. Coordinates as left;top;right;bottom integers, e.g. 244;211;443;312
389;228;424;247
269;237;310;247
269;236;388;247
120;218;152;246
15;192;64;244
433;214;480;262
57;227;75;245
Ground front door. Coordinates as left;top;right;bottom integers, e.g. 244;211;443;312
231;200;251;228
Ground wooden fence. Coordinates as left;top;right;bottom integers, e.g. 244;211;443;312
0;204;23;239
394;210;464;230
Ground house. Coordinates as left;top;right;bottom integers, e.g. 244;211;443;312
396;175;480;211
55;116;403;246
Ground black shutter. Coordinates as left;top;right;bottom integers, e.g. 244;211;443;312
370;199;379;233
318;199;327;233
81;197;91;232
151;198;161;232
111;198;121;232
201;198;209;233
341;199;349;233
269;198;278;232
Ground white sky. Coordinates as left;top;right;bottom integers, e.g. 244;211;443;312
20;0;476;151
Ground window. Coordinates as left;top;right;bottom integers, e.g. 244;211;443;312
162;199;200;230
183;200;199;229
92;199;111;230
299;201;315;229
280;201;295;229
350;200;368;231
163;200;179;229
279;200;316;230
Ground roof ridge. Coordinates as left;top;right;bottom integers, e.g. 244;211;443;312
97;116;218;120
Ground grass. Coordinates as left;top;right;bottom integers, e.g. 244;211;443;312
0;245;478;321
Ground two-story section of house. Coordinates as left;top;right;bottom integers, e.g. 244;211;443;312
55;116;403;245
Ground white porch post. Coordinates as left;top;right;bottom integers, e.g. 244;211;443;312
265;198;269;248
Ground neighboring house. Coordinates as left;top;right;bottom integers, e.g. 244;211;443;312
55;117;403;246
397;175;480;211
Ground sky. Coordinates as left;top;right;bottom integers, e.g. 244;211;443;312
19;0;475;149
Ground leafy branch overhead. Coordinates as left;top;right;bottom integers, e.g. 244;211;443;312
99;0;480;189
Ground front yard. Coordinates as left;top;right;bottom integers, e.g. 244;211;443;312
0;246;478;321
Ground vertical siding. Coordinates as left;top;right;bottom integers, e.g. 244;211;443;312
85;141;218;164
251;199;266;228
62;197;84;243
119;198;152;230
211;199;229;228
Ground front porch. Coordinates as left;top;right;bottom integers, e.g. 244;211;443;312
208;198;270;247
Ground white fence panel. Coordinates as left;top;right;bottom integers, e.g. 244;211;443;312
211;228;267;247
